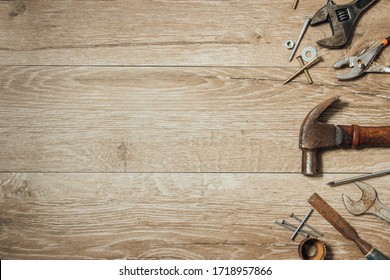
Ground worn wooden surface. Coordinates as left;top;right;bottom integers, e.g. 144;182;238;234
0;0;389;259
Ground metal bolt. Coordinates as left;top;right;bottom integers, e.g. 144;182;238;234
297;56;313;84
291;208;313;240
291;213;323;236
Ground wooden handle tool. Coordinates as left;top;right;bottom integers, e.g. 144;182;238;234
308;193;388;260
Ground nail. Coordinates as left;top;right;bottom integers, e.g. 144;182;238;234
327;169;390;186
289;17;311;62
283;56;320;85
273;220;309;238
297;56;313;84
292;0;299;9
291;208;313;240
291;213;323;236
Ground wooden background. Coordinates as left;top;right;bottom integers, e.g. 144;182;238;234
0;0;389;260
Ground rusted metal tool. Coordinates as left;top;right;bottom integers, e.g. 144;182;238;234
299;96;390;176
343;181;390;223
308;192;389;259
334;36;390;80
310;0;379;48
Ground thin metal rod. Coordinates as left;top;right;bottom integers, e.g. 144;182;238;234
289;17;311;62
291;208;313;240
282;220;318;238
327;169;390;186
292;0;299;9
273;220;309;238
283;56;320;84
291;213;323;236
297;56;313;84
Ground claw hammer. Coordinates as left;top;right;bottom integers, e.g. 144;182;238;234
300;96;390;176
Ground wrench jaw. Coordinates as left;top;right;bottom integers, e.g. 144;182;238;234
342;182;377;215
310;5;329;26
310;0;379;49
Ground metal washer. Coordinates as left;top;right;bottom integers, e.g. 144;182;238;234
301;47;317;62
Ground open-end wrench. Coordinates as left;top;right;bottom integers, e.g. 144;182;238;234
342;181;390;223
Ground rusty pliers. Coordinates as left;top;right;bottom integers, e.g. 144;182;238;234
333;36;390;80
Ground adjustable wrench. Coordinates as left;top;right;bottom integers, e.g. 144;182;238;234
342;181;390;223
310;0;379;48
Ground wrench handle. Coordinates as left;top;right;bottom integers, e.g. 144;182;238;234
338;125;390;148
373;201;390;223
356;0;378;10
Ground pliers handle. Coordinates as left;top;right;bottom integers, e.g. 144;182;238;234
333;36;390;80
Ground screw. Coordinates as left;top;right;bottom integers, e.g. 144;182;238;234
296;56;313;84
291;213;323;236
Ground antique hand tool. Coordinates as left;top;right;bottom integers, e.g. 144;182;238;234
343;181;390;223
310;0;379;48
300;96;390;176
328;169;390;186
308;193;389;259
334;36;390;80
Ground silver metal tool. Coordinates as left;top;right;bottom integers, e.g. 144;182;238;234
343;182;390;223
328;169;390;186
333;36;390;80
291;213;323;236
289;17;311;62
291;208;314;240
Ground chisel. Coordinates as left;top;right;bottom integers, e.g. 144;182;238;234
308;193;388;260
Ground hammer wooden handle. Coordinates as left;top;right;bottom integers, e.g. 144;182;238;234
338;125;390;148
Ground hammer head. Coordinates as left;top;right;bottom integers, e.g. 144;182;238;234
299;96;340;176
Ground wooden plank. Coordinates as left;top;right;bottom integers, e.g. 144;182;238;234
0;0;388;66
1;66;389;172
1;173;389;259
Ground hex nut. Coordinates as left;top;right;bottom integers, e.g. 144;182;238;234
284;40;295;50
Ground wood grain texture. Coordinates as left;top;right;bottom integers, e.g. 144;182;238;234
0;0;389;66
0;0;389;260
1;66;389;172
1;173;389;260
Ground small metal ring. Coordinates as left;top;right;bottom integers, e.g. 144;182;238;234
298;237;327;260
301;47;318;62
284;40;295;50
